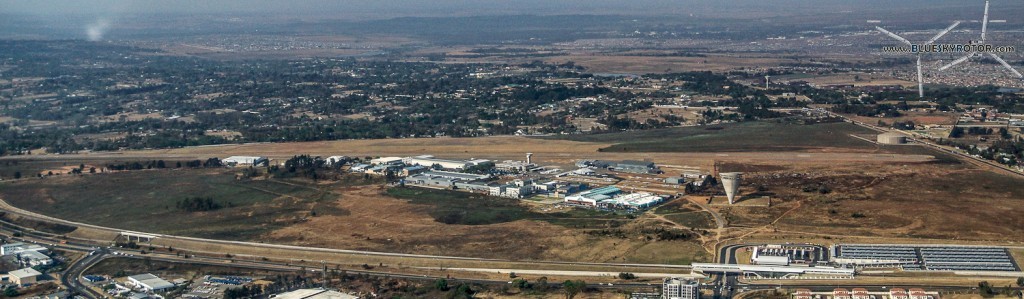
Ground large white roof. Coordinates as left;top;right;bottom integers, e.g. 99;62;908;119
9;267;41;278
273;289;358;299
129;273;175;290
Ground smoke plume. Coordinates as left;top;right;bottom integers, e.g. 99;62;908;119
86;19;110;41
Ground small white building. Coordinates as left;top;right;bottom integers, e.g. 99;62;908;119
7;268;41;285
127;274;175;292
222;156;268;166
325;156;348;166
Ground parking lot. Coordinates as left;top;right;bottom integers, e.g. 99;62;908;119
833;244;1020;272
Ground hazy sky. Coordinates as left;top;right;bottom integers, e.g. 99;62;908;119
0;0;985;17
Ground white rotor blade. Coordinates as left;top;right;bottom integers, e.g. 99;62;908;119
988;53;1024;78
939;53;975;71
875;26;913;46
917;55;925;98
925;21;960;45
981;1;990;43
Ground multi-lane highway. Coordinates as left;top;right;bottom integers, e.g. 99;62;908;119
0;213;672;297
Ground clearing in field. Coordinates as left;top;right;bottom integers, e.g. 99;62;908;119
0;168;342;239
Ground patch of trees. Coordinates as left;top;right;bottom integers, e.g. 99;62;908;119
176;197;224;212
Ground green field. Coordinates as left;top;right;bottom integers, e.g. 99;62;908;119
0;169;343;239
664;212;716;229
386;187;634;229
549;119;878;152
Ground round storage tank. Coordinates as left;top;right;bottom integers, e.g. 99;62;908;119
877;132;908;145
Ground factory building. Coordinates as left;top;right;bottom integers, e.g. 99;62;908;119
2;243;51;267
222;156;268;166
404;155;487;170
661;278;699;299
405;171;489;189
576;160;660;174
600;192;666;210
565;186;621;206
6;268;41;286
1;243;47;255
613;160;659;174
405;174;459;188
877;132;908;145
15;250;52;267
127;273;175;292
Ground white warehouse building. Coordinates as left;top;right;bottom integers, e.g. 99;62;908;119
128;274;175;292
222;156;268;166
403;155;489;170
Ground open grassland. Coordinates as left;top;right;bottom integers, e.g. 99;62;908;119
385;187;637;228
719;162;1024;244
0;168;340;239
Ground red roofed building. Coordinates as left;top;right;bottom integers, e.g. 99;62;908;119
889;288;909;299
833;288;851;299
909;288;928;299
851;288;870;299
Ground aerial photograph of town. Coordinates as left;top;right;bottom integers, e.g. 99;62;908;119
1;0;1024;298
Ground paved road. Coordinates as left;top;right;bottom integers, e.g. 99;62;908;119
61;250;108;299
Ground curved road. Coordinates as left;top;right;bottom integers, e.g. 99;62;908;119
62;251;108;299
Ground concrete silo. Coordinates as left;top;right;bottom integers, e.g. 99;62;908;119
720;172;742;204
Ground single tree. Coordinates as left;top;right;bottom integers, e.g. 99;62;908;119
563;280;586;299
